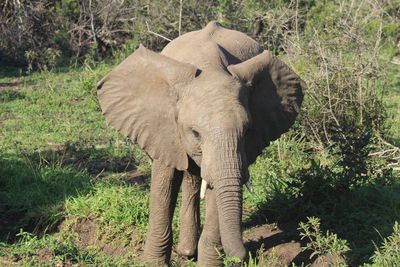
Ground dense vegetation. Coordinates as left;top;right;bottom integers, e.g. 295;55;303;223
0;0;399;266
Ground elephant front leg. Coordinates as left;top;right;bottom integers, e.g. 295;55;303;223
143;160;182;265
198;188;223;267
176;171;201;257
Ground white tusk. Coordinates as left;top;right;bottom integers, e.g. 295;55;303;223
200;179;207;199
245;180;254;193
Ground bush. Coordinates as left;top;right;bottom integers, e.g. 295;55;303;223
284;0;398;188
0;0;61;66
369;222;400;267
299;217;350;263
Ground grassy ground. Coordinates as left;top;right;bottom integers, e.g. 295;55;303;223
0;65;151;266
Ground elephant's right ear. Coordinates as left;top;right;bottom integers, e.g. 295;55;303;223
228;51;305;165
97;45;199;170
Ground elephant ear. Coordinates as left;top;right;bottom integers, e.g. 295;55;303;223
228;51;305;165
97;45;199;170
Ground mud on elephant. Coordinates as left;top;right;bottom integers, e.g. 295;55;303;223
97;21;305;266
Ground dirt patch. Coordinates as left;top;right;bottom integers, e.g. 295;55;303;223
86;157;137;176
0;248;58;266
72;217;99;250
124;170;148;186
71;217;143;258
0;257;18;266
311;254;345;267
244;224;346;266
244;224;304;266
36;249;54;262
69;217;194;265
0;81;21;90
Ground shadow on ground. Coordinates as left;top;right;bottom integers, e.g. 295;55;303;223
0;142;148;243
243;165;400;266
0;79;25;103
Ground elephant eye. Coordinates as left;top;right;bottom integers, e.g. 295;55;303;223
191;129;200;139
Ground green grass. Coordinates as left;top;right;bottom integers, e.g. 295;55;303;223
0;64;152;265
65;182;150;235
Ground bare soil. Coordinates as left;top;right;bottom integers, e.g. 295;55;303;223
71;217;143;258
0;81;21;90
244;224;304;266
244;224;345;267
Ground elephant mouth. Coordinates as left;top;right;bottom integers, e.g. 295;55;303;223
200;178;253;199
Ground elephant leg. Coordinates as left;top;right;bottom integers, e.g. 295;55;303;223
176;170;201;257
143;159;182;265
198;188;223;267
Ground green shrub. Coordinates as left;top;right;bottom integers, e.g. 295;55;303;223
299;217;350;262
369;222;400;267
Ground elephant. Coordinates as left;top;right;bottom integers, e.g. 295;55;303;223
97;21;305;266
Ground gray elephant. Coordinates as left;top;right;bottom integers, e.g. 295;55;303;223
97;21;305;266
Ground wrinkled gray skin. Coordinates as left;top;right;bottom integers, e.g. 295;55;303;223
97;21;305;266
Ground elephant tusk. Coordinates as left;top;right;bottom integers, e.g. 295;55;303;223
245;180;254;193
200;179;207;199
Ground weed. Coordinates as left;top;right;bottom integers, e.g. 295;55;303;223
25;48;61;73
299;217;350;264
246;245;281;267
368;222;400;267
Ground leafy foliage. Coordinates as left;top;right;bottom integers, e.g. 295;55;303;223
299;217;350;261
369;222;400;267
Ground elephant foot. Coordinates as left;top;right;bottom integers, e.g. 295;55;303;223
197;234;223;267
142;257;168;267
143;242;171;266
176;238;197;257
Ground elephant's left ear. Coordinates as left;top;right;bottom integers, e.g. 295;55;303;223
97;45;199;170
227;51;305;164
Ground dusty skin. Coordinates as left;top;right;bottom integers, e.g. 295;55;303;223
97;21;305;266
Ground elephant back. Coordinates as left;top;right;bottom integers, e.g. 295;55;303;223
161;21;262;67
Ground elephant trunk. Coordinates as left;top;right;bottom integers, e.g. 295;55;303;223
213;140;247;261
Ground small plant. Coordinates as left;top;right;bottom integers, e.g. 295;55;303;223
369;222;400;267
246;245;281;267
25;48;61;72
299;217;350;263
43;48;62;70
25;50;39;73
220;245;281;267
222;255;242;266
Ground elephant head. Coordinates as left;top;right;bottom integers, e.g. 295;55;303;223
97;44;304;261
